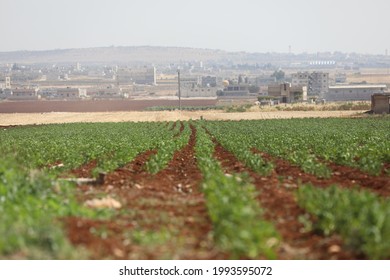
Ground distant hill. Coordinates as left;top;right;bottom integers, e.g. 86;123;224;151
1;46;385;67
0;46;242;65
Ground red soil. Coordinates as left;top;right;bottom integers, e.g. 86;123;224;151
69;160;98;178
213;143;361;260
254;149;390;197
64;125;226;259
62;125;385;259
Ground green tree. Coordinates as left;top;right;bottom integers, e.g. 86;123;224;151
271;70;285;81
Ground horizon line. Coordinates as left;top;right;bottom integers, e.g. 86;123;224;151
0;45;388;57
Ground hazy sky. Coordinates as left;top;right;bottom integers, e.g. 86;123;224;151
1;0;389;54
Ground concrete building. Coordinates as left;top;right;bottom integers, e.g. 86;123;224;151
201;76;217;87
39;88;58;99
117;67;156;85
181;86;217;98
218;85;250;97
58;88;80;99
371;94;390;114
0;76;11;90
180;76;200;87
8;88;39;100
291;72;310;86
5;77;11;89
292;72;329;96
49;88;80;99
309;72;329;96
268;83;290;99
177;75;219;97
87;87;124;99
326;84;387;101
268;83;307;103
39;88;81;100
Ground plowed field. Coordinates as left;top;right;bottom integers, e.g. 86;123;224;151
0;118;389;260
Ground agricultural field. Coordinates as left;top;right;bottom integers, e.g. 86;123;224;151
0;117;389;260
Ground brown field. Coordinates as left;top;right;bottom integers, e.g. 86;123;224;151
347;72;390;84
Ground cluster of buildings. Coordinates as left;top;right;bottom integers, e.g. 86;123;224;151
176;70;388;105
0;78;127;100
265;71;388;104
1;61;389;108
0;64;158;100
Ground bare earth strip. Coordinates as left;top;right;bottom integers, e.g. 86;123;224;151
64;126;225;259
212;142;360;260
0;110;364;125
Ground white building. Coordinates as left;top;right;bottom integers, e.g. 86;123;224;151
0;76;11;90
201;76;217;87
180;86;217;98
326;84;387;101
5;77;11;89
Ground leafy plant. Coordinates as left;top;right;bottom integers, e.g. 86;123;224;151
145;122;191;174
194;123;279;259
0;157;93;259
297;185;390;259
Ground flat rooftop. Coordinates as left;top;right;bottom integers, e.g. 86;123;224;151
329;84;387;89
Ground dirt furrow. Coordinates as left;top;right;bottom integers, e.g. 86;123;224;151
173;121;185;138
213;143;360;260
254;149;390;197
69;159;98;178
169;121;177;131
328;162;390;196
65;125;225;259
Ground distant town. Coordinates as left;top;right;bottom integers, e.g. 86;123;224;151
0;46;389;108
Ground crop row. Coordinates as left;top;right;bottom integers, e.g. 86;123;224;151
205;118;390;176
0;155;114;259
193;122;279;259
0;122;179;258
0;122;176;176
1;118;389;259
145;121;191;174
204;118;390;259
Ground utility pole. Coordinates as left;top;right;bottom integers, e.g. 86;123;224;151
177;69;181;111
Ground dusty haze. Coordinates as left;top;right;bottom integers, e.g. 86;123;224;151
1;0;389;54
